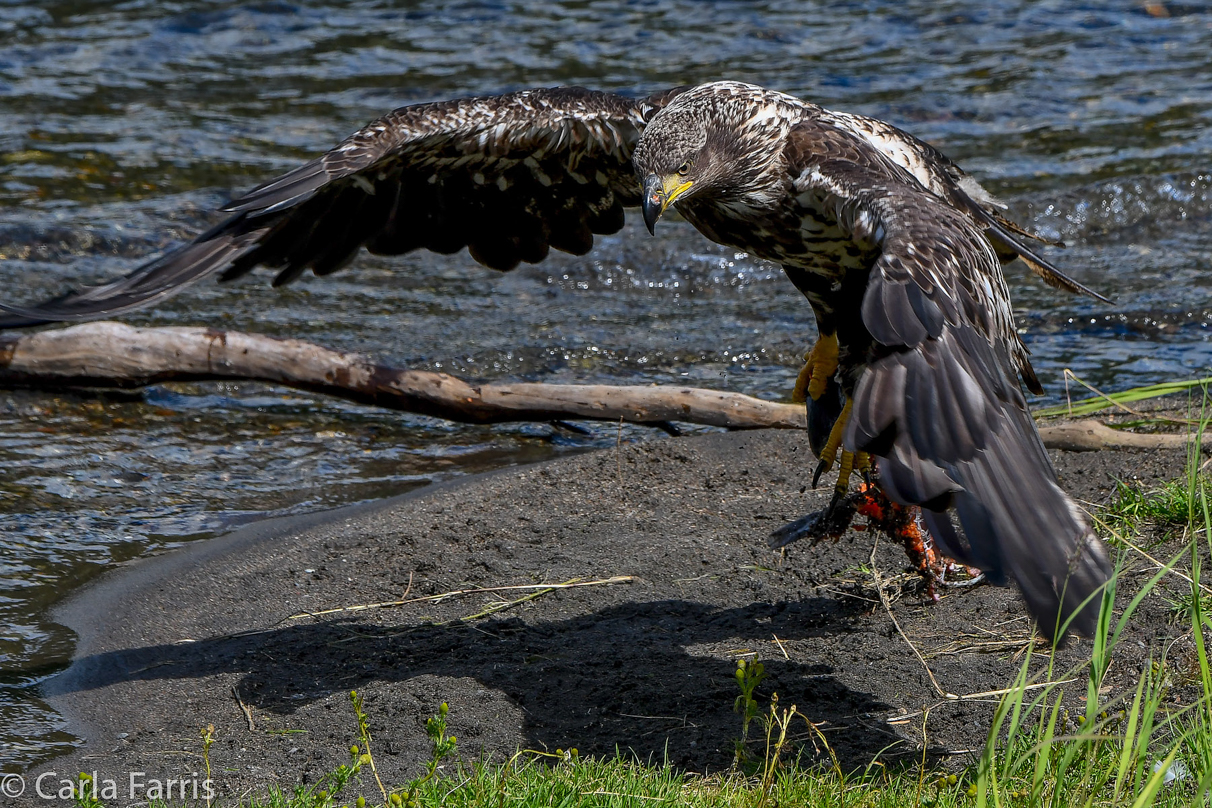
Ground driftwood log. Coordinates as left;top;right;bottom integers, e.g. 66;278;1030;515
0;321;1196;451
0;322;802;429
1034;419;1197;452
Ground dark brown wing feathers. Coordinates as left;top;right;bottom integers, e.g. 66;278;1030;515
787;121;1110;639
0;87;676;326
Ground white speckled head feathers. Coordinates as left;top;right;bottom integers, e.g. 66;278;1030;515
633;82;803;208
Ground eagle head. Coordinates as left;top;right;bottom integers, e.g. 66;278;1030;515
633;81;793;234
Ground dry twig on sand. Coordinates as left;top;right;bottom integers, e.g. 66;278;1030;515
287;576;634;621
230;686;256;732
867;539;955;700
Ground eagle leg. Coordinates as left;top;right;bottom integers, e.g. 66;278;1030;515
810;396;871;497
791;332;839;404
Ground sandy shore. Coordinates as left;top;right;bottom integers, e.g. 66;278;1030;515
17;429;1191;804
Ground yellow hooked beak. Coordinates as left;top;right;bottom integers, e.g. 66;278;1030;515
642;174;694;235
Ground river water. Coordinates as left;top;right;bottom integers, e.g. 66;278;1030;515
2;0;1211;771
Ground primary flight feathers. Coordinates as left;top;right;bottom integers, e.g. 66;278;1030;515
0;87;677;326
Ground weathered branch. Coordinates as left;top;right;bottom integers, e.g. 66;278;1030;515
0;322;1198;450
0;322;803;429
1033;418;1202;452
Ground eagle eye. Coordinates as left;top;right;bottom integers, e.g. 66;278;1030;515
677;161;692;176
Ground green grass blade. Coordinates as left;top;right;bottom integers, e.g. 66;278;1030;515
1130;743;1181;808
1110;551;1181;653
1034;375;1212;419
1031;695;1062;802
1111;670;1146;803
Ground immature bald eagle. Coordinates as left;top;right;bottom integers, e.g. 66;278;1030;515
0;82;1111;640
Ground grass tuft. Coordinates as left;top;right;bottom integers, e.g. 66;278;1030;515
1105;479;1196;532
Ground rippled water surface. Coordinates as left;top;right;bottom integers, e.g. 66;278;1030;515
2;0;1212;769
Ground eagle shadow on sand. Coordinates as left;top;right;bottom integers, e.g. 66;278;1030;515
47;597;958;772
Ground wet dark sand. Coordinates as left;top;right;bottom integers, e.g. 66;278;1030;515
21;430;1193;803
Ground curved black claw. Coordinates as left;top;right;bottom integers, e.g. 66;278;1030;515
811;459;829;489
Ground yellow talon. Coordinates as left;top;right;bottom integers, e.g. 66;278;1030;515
834;449;855;497
812;396;853;488
792;332;839;404
831;451;871;496
855;451;871;473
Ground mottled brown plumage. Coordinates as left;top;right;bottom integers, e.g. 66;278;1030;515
0;81;1111;640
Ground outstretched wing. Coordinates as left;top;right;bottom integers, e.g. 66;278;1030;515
0;86;688;328
787;122;1111;640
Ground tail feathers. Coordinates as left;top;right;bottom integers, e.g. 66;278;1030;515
949;185;1112;304
874;407;1112;641
849;332;1112;641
